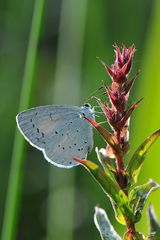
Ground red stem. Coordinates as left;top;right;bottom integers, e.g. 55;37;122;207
116;154;124;172
127;224;136;240
115;130;124;172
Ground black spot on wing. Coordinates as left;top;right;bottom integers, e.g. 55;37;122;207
42;132;44;137
50;113;53;121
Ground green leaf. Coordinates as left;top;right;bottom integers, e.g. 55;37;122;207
94;206;122;240
126;129;160;184
74;158;134;225
95;147;116;179
83;116;123;157
147;204;160;234
129;180;159;223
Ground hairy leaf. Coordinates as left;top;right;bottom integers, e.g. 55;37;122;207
147;204;160;234
94;207;122;240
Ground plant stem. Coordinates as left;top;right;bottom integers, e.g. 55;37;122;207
116;155;124;173
127;225;136;240
1;1;45;240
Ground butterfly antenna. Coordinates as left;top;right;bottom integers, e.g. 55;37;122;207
84;85;104;103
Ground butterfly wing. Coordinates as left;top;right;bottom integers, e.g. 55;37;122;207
16;105;93;168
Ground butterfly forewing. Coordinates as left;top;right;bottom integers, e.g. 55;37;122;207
16;105;94;168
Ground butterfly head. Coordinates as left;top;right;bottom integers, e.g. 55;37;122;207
81;103;95;120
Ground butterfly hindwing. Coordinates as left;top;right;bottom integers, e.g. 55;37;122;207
44;114;93;167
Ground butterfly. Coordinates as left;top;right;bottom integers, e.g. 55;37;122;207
16;103;94;168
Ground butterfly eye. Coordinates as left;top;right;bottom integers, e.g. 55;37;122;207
84;103;91;108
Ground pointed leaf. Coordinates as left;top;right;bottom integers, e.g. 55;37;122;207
94;207;122;240
117;98;143;130
114;43;123;66
95;148;129;225
83;116;123;157
73;157;134;225
121;76;136;96
104;84;117;102
83;116;115;145
147;204;160;234
74;157;122;199
126;129;160;183
97;56;114;78
116;61;130;82
129;180;159;223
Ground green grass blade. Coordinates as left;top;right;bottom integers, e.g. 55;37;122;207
1;1;45;240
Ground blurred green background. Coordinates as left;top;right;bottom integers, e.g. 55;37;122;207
0;0;160;239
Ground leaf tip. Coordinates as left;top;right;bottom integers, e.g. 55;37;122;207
72;157;87;165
